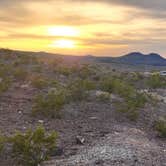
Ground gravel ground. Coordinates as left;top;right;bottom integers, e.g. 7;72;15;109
45;126;166;166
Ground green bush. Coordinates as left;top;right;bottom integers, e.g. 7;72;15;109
100;76;148;121
13;68;28;81
31;75;48;89
32;90;66;118
68;79;96;101
78;64;95;79
0;78;11;95
147;74;166;88
8;126;57;166
55;66;72;76
100;77;135;98
0;64;13;78
15;54;39;65
155;120;166;138
0;134;5;154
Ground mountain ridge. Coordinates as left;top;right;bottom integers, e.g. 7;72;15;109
0;49;166;66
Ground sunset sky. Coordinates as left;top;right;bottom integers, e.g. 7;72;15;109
0;0;166;57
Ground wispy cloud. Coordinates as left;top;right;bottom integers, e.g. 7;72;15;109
0;0;166;56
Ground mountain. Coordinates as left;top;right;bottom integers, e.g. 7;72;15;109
94;52;166;66
0;49;166;66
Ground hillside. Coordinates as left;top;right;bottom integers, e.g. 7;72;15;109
0;49;165;166
94;52;166;66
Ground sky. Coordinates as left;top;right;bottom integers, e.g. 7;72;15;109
0;0;166;57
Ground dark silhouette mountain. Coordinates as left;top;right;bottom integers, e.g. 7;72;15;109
94;52;166;66
0;49;165;66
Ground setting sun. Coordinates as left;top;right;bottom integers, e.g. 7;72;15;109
50;39;76;48
47;26;79;37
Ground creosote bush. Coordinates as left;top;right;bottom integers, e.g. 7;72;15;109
155;120;166;138
0;78;11;95
0;64;13;78
0;134;4;154
31;75;48;89
32;90;66;118
147;74;166;88
13;68;28;81
8;126;57;166
55;66;73;76
100;76;148;121
78;64;95;79
68;79;96;101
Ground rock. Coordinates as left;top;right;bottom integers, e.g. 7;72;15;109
38;120;44;123
95;159;104;165
110;94;123;102
18;111;22;114
95;90;110;97
76;136;85;145
149;92;166;103
20;84;29;89
139;89;149;93
89;116;98;120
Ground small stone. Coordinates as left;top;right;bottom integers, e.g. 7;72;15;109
76;136;85;145
21;84;29;89
90;116;98;120
38;120;44;123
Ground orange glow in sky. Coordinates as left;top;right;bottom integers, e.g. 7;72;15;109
0;0;166;57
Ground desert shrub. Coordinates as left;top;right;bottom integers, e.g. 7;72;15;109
16;54;39;65
130;72;144;82
31;75;48;89
68;79;96;101
0;78;11;94
8;126;57;166
100;77;135;98
32;90;66;118
47;58;63;68
56;66;73;76
116;92;147;121
49;80;60;88
97;93;110;102
13;68;28;81
101;76;148;121
31;65;42;73
0;134;5;154
78;64;95;79
147;74;166;88
0;64;13;78
155;120;166;138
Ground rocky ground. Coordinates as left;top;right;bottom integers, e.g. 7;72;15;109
0;50;165;166
0;82;165;165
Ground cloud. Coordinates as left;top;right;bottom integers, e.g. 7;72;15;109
0;0;166;56
70;0;166;11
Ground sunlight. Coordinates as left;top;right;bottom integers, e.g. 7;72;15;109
50;39;76;48
47;26;79;37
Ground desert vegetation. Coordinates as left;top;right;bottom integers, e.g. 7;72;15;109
0;49;165;165
0;126;57;166
155;119;166;138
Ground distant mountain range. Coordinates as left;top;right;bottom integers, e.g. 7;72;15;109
91;52;166;66
0;49;166;66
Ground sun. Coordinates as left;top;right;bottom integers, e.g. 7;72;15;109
50;39;76;48
47;26;79;37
